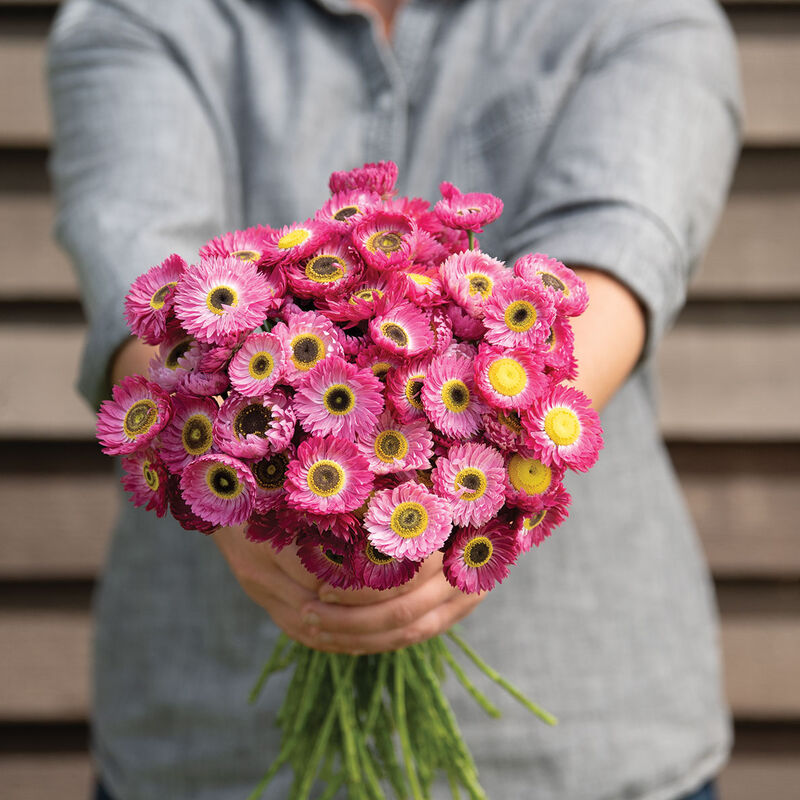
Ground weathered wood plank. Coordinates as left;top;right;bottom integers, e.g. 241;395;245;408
1;753;92;800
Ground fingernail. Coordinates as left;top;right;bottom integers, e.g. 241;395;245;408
302;612;320;627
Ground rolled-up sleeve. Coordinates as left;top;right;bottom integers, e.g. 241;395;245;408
504;0;743;358
47;0;237;408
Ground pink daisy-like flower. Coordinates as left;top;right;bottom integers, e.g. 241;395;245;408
318;270;390;326
249;448;293;513
429;307;454;354
514;253;589;317
443;518;519;594
356;409;433;475
121;447;168;517
285;435;373;514
286;237;364;299
228;331;286;396
329;160;398;197
473;344;548;411
434;181;504;234
482;278;556;349
315;189;382;231
421;355;487;439
297;529;361;590
432;441;506;527
246;508;298;551
272;310;345;385
124;254;186;345
174;256;272;345
543;315;578;382
482;409;527;452
294;356;384;440
369;301;433;358
159;394;218;474
386;267;445;308
96;375;172;456
445;304;486;341
214;389;295;460
516;485;571;552
386;357;430;423
180;452;256;526
299;511;363;544
179;367;230;397
260;219;332;267
257;264;288;313
353;211;415;271
352;536;421;590
523;383;603;472
440;250;508;317
148;332;202;393
199;225;272;264
355;344;401;383
363;481;452;562
198;342;236;374
504;452;566;512
167;475;218;534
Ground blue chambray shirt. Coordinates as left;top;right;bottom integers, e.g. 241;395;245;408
48;1;742;798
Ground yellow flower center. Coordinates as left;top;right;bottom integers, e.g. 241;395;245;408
389;502;429;538
142;460;159;491
441;379;470;413
405;376;425;410
278;228;310;250
523;509;547;530
497;410;523;433
544;407;581;447
182;414;213;456
463;536;493;568
374;430;409;463
381;322;409;348
305;254;346;283
290;333;325;371
205;285;238;316
371;361;392;380
123;399;158;439
487;357;527;397
507;455;552;496
408;273;433;286
503;300;537;332
454;468;487;501
248;351;275;381
306;460;346;497
367;231;402;254
230;249;261;262
206;464;243;500
323;384;355;416
351;288;384;304
365;543;394;565
150;282;177;311
467;273;493;297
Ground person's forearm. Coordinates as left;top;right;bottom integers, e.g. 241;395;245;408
567;267;647;411
110;336;157;386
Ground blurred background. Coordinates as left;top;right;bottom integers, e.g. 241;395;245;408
0;1;798;798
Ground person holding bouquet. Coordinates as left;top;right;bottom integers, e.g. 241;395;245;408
47;0;741;798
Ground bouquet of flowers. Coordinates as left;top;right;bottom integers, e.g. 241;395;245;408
96;161;602;800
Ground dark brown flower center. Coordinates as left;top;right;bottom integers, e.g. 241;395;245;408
208;286;236;310
333;205;359;221
252;453;288;490
381;323;409;347
165;339;193;370
365;543;394;565
292;335;321;365
182;414;213;455
322;547;344;565
467;540;490;565
234;403;272;439
540;272;566;293
209;465;239;497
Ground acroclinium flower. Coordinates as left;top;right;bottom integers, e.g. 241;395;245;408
318;270;389;325
246;508;299;552
315;189;382;231
121;447;168;517
328;160;398;197
180;452;256;526
523;384;603;472
473;344;547;411
516;485;571;553
363;481;452;562
159;394;218;474
355;344;402;383
543;315;578;382
285;435;373;514
504;452;565;512
368;301;433;358
387;268;445;308
228;331;286;396
96;375;172;456
213;389;295;459
294;356;384;440
356;410;433;475
199;225;273;264
440;250;508;317
167;475;218;534
442;518;519;594
286;237;364;299
148;332;202;393
260;219;331;267
434;181;504;233
296;530;360;590
482;408;528;452
124;254;186;345
513;253;589;317
353;211;415;271
272;310;345;385
386;357;430;423
249;448;293;513
352;537;421;590
174;256;272;345
482;278;556;349
432;441;505;527
421;355;487;439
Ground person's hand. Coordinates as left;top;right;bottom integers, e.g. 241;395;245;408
214;526;485;654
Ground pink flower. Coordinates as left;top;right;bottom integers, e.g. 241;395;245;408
440;250;508;317
504;453;565;512
159;394;218;474
386;357;431;423
353;211;415;271
124;254;186;345
180;452;256;526
246;508;299;552
442;518;519;594
355;344;402;383
421;355;487;439
543;315;578;382
482;278;556;349
434;181;503;233
315;189;382;231
473;344;548;411
522;384;603;472
329;160;398;197
147;332;202;393
121;447;168;517
174;256;272;345
296;530;361;590
179;367;230;397
199;225;273;264
96;375;172;456
260;219;332;267
318;270;390;326
445;304;486;341
368;301;433;358
294;356;384;440
248;448;293;513
364;481;452;562
356;409;433;475
513;253;589;317
482;409;527;453
272;310;345;385
285;236;364;299
214;390;295;460
352;537;421;589
228;331;286;396
516;485;571;553
386;268;445;308
167;475;218;534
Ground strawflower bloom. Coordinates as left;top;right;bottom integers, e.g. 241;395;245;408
474;344;547;411
440;250;508;317
543;315;578;382
148;332;202;393
355;344;401;383
260;219;331;267
434;181;503;233
482;408;528;452
386;358;430;422
482;278;556;349
505;453;565;511
445;304;486;341
352;537;421;589
286;237;363;299
273;310;345;384
228;331;286;396
516;485;571;552
285;435;374;514
421;355;487;439
443;518;519;594
356;410;433;474
159;395;218;473
294;356;384;440
246;508;298;551
167;475;218;534
315;189;382;231
368;301;433;358
96;375;172;456
214;390;295;459
174;256;272;345
124;254;186;345
363;481;452;561
432;441;506;527
523;384;603;471
121;447;168;517
296;530;360;590
514;253;589;317
179;367;230;397
249;448;293;513
199;225;272;264
319;270;389;325
353;211;415;270
180;452;256;526
329;160;398;197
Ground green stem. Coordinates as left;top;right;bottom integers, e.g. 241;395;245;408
249;633;292;704
364;652;390;735
446;631;558;726
433;638;501;719
467;231;475;250
394;651;425;800
330;655;362;795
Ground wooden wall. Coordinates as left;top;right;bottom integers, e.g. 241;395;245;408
1;1;799;797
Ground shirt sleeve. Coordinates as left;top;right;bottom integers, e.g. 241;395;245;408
503;0;743;359
47;0;238;408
